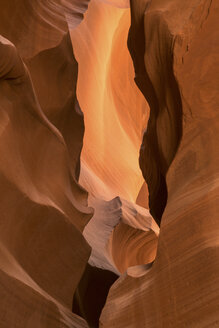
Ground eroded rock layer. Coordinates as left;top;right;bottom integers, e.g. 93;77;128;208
0;1;93;327
71;0;149;203
0;0;218;327
100;0;219;326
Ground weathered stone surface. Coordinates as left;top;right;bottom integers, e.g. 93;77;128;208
100;0;219;326
0;0;218;327
0;1;92;326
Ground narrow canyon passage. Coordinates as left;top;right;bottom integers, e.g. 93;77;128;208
0;0;218;327
72;1;147;202
70;1;160;325
71;0;159;274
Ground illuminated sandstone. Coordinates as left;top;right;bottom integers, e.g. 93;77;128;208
0;0;218;327
100;0;219;326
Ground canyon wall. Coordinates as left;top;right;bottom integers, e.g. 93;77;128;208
100;0;219;326
0;1;92;327
71;3;159;325
0;1;158;326
0;0;218;327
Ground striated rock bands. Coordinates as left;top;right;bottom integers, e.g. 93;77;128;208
0;2;92;327
0;0;218;327
101;0;219;327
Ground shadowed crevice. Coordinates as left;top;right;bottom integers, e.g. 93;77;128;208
128;2;183;226
72;264;118;328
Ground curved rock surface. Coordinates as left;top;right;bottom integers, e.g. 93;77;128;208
0;0;218;327
0;1;93;327
100;0;219;326
83;196;159;275
71;0;159;305
71;0;149;202
0;0;159;326
71;4;159;325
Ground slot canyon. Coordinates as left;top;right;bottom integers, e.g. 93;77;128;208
0;0;218;327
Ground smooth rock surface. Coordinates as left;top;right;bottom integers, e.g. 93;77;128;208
0;0;218;327
0;2;92;327
100;0;219;326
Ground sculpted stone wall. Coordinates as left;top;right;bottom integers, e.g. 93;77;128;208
0;0;218;327
100;0;219;326
0;1;92;327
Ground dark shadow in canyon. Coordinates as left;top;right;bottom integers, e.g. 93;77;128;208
128;1;183;226
72;264;118;328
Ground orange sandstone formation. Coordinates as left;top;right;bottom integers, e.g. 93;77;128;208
71;0;149;202
0;1;92;327
0;0;218;327
100;0;219;327
71;4;159;325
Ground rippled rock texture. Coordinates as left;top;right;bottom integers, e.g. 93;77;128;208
100;0;219;327
0;1;92;327
0;0;218;327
